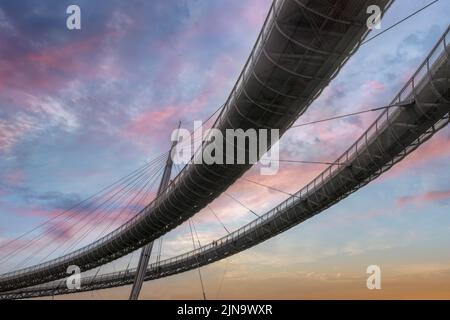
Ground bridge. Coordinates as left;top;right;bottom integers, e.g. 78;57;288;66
0;0;449;300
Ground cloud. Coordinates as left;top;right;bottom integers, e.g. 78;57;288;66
0;114;38;153
362;80;385;93
1;169;24;187
381;130;450;180
396;190;450;207
0;95;79;154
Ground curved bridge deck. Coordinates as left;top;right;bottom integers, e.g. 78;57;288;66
0;0;393;292
3;24;449;300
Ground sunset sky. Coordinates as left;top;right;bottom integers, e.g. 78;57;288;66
0;0;449;299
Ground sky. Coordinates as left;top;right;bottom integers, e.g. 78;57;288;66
0;0;449;299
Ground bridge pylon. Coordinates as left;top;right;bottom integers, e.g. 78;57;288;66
129;122;180;300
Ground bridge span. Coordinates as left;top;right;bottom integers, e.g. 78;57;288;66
0;0;393;292
2;24;449;300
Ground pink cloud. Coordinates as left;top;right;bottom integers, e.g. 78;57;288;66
27;33;124;81
0;115;37;153
396;190;450;207
0;205;143;262
124;53;235;148
2;169;25;186
0;32;123;95
363;80;385;92
127;106;177;136
0;237;32;256
381;131;450;180
240;0;271;28
194;162;326;226
0;175;160;258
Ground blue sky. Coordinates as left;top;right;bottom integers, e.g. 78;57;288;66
0;0;449;298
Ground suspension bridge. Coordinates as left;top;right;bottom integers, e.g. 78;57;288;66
0;0;449;300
